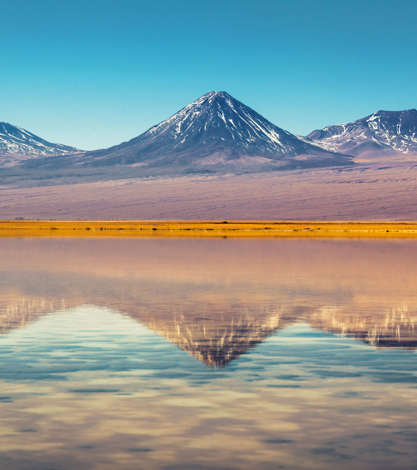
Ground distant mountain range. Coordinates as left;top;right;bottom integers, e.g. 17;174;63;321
17;91;351;174
1;93;416;175
0;122;80;167
306;109;417;156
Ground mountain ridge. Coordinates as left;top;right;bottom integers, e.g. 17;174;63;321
6;93;417;177
0;121;80;167
306;108;417;156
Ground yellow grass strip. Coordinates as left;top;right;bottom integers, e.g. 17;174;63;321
1;220;417;238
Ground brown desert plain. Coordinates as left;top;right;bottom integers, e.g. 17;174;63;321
1;159;417;221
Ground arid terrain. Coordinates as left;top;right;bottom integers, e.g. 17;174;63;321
1;160;416;220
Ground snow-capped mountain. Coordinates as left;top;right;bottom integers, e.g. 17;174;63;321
0;122;79;167
72;91;352;172
306;109;417;156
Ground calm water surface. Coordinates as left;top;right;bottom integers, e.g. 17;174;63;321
0;238;416;470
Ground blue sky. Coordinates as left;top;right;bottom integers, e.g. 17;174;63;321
2;0;417;150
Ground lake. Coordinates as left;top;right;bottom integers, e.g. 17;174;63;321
0;237;416;470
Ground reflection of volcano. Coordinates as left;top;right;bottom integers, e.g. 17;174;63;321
1;283;417;367
137;305;287;367
1;238;417;367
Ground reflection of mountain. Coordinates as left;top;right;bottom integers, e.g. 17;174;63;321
310;305;417;349
0;291;70;334
1;238;417;367
1;282;417;367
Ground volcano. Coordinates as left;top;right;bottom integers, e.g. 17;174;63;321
68;91;352;174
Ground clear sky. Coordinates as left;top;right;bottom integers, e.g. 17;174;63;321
2;0;417;150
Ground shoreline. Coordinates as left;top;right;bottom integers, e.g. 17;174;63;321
1;220;417;238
